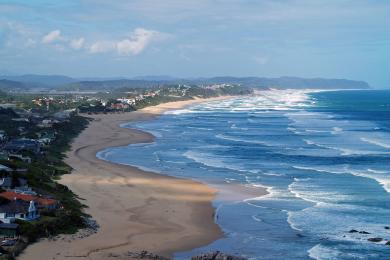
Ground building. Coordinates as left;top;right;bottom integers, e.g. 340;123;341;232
8;154;32;164
0;130;6;142
4;139;41;155
0;200;39;223
0;177;28;190
0;164;12;172
0;191;58;210
0;223;19;239
37;131;56;145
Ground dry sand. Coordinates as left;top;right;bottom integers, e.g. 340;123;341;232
18;97;267;260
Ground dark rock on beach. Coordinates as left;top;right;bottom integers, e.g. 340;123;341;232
385;226;390;230
386;241;390;245
191;251;246;260
348;229;359;233
127;251;169;259
359;231;370;234
368;237;383;242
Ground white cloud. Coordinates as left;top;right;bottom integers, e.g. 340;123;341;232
89;41;115;53
42;30;62;44
116;28;159;55
89;28;164;56
70;37;85;50
253;56;268;65
25;38;36;47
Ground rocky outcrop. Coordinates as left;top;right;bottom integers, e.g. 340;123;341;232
191;251;246;260
368;237;383;242
126;251;169;259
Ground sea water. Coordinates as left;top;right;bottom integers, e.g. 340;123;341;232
97;89;390;259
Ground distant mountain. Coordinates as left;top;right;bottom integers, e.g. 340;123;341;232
132;75;178;81
186;76;370;89
0;74;371;92
0;74;76;87
56;76;369;91
0;79;28;91
58;79;166;91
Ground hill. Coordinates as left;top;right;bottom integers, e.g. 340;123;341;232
0;74;370;92
58;76;370;91
0;79;28;91
1;74;76;87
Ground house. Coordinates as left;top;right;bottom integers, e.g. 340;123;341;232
53;109;74;120
0;178;11;189
0;104;16;109
0;223;19;238
0;191;58;210
0;151;8;160
37;131;56;145
0;177;27;190
37;119;53;128
110;103;130;110
11;118;29;123
0;130;6;142
8;154;32;164
0;200;39;223
4;139;41;155
0;164;12;173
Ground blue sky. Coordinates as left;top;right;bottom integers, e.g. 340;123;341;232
0;0;389;87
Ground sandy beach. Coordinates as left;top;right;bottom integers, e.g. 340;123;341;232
19;97;250;260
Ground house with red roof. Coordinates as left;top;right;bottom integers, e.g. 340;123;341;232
0;191;58;210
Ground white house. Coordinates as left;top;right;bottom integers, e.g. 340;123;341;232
0;200;39;223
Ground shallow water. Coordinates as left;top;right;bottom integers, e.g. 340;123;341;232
97;89;390;259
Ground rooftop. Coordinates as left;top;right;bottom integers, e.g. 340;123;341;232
0;191;57;206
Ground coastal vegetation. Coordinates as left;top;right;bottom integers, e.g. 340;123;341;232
0;102;90;258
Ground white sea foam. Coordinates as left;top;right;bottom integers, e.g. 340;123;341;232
308;244;342;260
293;165;390;193
215;134;268;145
360;137;390;149
183;150;246;172
331;127;343;134
348;168;390;193
292;165;346;174
251;215;263;222
286;211;304;232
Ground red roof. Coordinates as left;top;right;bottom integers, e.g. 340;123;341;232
0;191;57;206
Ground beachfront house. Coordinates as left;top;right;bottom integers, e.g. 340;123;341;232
4;139;41;155
0;223;19;239
0;130;6;142
0;200;39;223
0;177;28;190
37;131;56;145
0;191;58;210
0;164;12;173
0;152;8;161
8;154;32;164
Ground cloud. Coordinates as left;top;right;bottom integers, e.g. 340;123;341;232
89;28;165;55
89;41;115;53
70;37;85;50
253;56;268;65
42;30;62;44
116;28;159;55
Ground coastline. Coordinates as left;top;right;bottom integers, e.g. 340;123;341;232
18;96;234;260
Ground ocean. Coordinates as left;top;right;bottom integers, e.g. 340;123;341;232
97;89;390;259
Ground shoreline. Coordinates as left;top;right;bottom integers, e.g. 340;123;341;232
18;96;247;260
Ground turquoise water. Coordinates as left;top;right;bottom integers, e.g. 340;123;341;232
97;90;390;259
